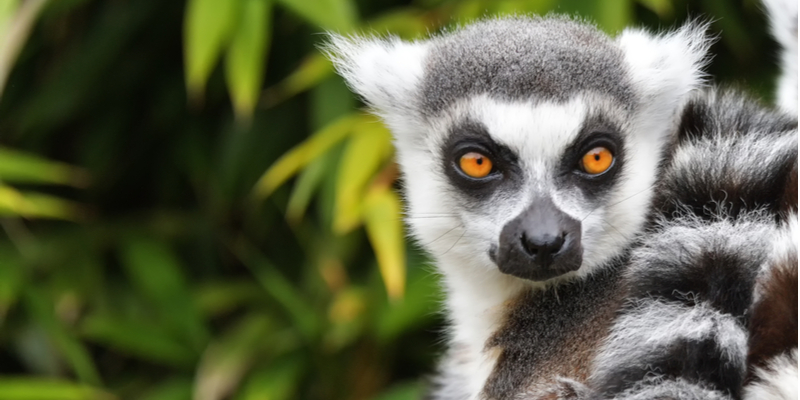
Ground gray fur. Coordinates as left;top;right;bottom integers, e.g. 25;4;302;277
421;16;636;116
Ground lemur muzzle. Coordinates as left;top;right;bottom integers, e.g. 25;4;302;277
493;196;583;281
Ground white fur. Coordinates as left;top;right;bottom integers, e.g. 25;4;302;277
324;33;429;134
744;349;799;400
591;299;748;378
762;0;798;114
617;21;712;127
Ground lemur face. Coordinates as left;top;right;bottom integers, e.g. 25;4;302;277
328;16;708;282
432;97;632;281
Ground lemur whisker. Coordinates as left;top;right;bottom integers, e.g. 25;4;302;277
441;228;469;256
422;224;464;248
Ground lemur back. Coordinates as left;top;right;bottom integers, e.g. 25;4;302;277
327;16;710;400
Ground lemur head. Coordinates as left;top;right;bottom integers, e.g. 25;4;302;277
328;16;709;283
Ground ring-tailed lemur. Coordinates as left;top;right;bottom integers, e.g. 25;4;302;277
327;15;712;400
326;8;797;400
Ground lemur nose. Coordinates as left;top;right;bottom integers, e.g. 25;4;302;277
494;195;583;281
520;232;565;259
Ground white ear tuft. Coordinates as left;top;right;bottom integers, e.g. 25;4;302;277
617;21;713;118
323;33;428;117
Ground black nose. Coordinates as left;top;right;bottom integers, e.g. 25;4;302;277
494;196;583;281
520;231;565;261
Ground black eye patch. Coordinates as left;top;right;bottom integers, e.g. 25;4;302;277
441;120;523;200
557;114;625;200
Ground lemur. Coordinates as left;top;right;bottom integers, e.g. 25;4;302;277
326;9;797;400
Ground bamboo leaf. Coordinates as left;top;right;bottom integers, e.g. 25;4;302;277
119;237;209;350
235;356;304;400
228;238;320;340
261;54;333;107
275;0;356;32
225;0;273;119
138;378;192;400
636;0;673;18
23;290;101;385
80;315;195;367
0;186;81;220
0;0;47;98
0;147;88;186
374;259;440;343
332;121;393;234
0;1;19;37
372;382;426;400
194;314;273;400
285;149;335;224
594;0;632;34
0;249;23;321
251;113;361;200
324;287;366;351
0;378;115;400
193;280;264;318
362;187;405;300
183;0;238;100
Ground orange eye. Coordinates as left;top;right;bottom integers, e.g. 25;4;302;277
459;152;493;178
581;147;614;175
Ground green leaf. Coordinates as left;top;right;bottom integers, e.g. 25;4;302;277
194;314;273;400
0;249;23;321
0;147;88;186
234;356;304;400
0;0;48;98
193;280;264;318
0;0;19;34
0;186;81;220
371;382;426;400
636;0;673;18
138;378;192;400
262;54;333;107
364;9;431;39
228;239;320;340
275;0;356;32
0;378;115;400
362;187;405;300
285;149;334;224
225;0;273;119
119;237;209;350
251;113;361;200
23;290;101;385
183;0;238;100
374;260;439;343
332;121;393;234
593;0;632;34
80;315;195;367
702;0;754;60
324;287;366;351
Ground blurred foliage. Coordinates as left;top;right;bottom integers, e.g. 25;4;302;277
0;0;781;399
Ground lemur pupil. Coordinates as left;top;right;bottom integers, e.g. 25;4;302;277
477;158;483;165
594;154;600;161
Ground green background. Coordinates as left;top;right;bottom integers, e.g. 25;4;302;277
0;0;782;399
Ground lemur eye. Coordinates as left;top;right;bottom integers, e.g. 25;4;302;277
580;147;614;175
459;152;493;178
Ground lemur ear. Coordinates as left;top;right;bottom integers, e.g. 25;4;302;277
324;34;428;118
617;21;712;127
